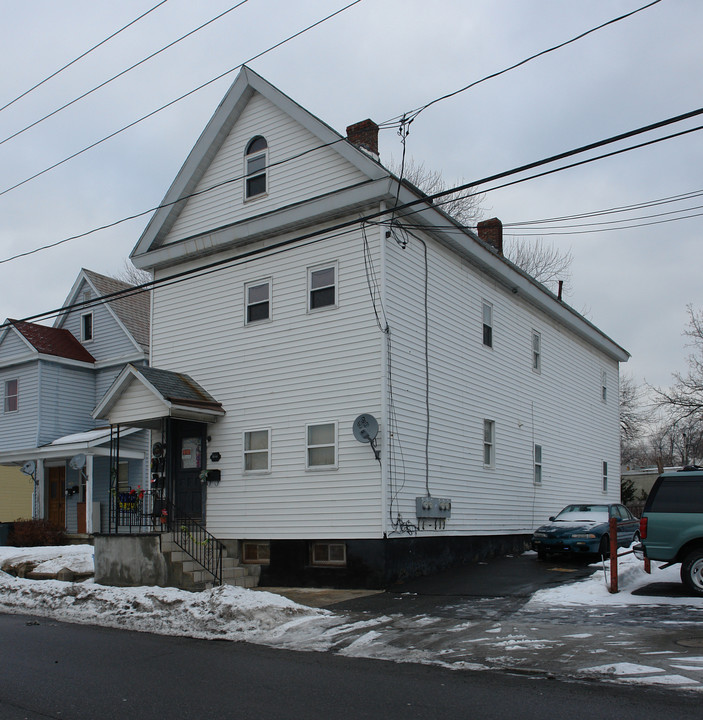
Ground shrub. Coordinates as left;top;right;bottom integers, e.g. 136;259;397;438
8;519;65;547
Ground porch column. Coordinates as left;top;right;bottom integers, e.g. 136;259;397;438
85;455;94;534
34;459;45;520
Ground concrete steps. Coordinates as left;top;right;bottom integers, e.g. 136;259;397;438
159;533;261;591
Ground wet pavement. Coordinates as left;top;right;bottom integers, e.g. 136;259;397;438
260;553;703;690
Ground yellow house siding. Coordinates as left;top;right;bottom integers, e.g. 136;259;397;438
0;466;33;522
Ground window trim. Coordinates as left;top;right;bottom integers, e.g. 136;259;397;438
482;301;493;348
81;311;94;343
602;461;608;492
306;421;338;470
532;330;541;373
244;135;268;201
310;541;347;567
483;419;495;468
307;263;338;312
244;278;272;325
4;378;18;413
243;428;271;473
601;371;607;403
534;444;542;484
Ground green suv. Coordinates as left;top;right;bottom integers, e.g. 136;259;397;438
639;468;703;596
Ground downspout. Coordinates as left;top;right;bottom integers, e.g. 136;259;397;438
379;201;390;539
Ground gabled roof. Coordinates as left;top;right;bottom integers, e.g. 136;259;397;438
55;268;150;354
94;364;225;427
131;65;389;261
8;320;95;364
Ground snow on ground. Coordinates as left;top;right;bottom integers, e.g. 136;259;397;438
1;544;703;691
527;548;696;607
0;545;331;642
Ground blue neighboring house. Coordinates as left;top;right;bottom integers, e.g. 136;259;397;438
0;269;150;534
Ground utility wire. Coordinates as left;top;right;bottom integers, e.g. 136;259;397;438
0;0;363;199
0;1;250;148
5;104;703;329
1;105;702;268
0;136;348;265
379;0;662;129
0;1;170;114
2;104;702;271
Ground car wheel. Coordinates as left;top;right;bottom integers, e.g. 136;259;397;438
599;535;610;558
633;530;641;544
681;549;703;596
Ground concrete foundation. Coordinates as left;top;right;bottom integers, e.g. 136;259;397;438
94;534;169;587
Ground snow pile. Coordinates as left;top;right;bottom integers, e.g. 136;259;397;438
528;549;697;607
0;571;329;641
0;544;94;575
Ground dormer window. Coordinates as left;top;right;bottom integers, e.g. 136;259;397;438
245;136;268;199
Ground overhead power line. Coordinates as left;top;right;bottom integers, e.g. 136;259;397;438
0;1;250;148
0;1;170;114
0;0;363;200
2;105;702;268
379;0;662;128
4;104;703;327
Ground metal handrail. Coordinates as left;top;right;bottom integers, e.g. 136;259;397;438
161;497;224;586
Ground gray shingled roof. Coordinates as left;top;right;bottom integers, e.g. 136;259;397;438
84;269;150;352
138;366;223;410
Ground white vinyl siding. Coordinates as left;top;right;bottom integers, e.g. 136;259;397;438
151;224;383;539
164;92;369;245
383;225;621;537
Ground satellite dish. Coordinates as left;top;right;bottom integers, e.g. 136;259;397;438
69;454;87;470
152;441;165;457
20;460;36;476
353;414;379;444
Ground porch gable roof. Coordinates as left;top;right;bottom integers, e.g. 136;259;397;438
94;364;225;428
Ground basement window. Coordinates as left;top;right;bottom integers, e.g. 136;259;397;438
310;541;347;567
242;541;270;565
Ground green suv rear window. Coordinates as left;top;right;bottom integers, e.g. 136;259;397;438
646;478;703;513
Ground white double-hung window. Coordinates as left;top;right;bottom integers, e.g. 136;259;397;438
244;429;270;472
245;279;271;324
306;422;337;468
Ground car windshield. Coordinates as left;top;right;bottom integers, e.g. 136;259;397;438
553;505;609;523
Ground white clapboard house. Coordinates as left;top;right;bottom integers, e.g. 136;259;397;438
93;67;628;588
0;270;150;535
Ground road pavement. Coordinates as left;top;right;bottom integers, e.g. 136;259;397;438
260;553;703;690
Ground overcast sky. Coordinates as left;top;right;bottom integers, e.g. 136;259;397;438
0;0;701;393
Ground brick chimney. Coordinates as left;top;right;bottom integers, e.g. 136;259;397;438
346;119;379;156
477;217;503;255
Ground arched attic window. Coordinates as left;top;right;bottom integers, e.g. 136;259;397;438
244;136;268;199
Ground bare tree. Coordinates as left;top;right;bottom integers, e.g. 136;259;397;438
388;158;484;227
503;237;573;295
654;305;703;425
620;374;650;465
389;158;573;292
112;260;152;286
